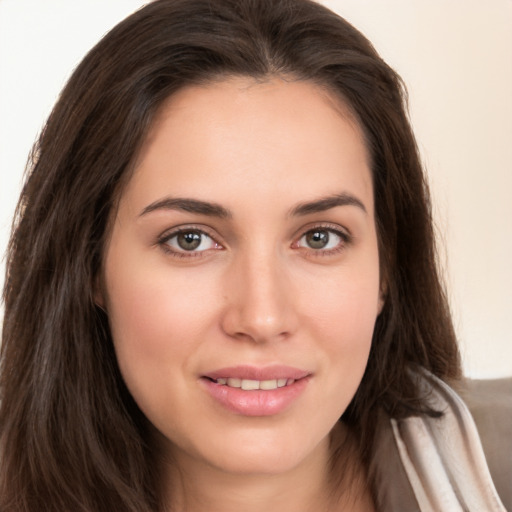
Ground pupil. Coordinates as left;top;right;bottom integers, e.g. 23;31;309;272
177;231;201;250
307;230;328;249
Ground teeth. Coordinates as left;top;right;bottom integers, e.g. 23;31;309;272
216;378;295;390
241;379;260;390
259;380;278;390
226;378;241;388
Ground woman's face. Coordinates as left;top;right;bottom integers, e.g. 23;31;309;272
100;77;382;476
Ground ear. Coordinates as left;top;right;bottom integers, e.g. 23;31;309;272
377;292;385;315
93;272;107;312
377;279;387;315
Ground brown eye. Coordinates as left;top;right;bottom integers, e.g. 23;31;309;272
305;230;330;249
163;229;219;253
297;228;346;251
177;231;202;251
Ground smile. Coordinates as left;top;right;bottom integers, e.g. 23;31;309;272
213;378;294;390
201;365;311;416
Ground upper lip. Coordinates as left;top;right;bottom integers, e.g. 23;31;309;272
202;365;311;381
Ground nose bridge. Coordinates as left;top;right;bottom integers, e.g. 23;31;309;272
222;241;296;342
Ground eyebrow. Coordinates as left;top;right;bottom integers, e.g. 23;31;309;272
289;192;367;217
140;197;232;218
139;191;367;219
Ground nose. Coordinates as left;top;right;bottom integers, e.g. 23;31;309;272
220;250;298;344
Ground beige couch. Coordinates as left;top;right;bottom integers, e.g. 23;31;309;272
463;378;512;511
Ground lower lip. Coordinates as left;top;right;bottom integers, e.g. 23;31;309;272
201;377;310;416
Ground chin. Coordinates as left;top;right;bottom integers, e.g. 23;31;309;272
195;426;328;476
212;449;308;476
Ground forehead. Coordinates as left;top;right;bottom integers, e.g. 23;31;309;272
124;76;373;217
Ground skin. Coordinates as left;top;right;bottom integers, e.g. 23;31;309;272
100;77;381;511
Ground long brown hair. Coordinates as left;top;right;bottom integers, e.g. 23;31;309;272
0;0;460;510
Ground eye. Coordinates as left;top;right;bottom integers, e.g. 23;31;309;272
296;228;348;252
160;228;221;255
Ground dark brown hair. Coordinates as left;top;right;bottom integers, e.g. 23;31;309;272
0;0;460;510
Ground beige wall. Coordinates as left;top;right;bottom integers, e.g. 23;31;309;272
1;0;511;377
322;0;512;378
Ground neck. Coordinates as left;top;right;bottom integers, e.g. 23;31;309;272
158;424;374;512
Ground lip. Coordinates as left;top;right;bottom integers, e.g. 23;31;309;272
200;365;311;417
203;365;311;381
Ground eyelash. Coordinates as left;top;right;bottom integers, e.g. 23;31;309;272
157;224;352;259
157;225;221;259
294;224;352;257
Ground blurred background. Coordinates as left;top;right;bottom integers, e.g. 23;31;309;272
1;0;511;378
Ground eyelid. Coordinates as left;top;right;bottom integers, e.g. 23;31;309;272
157;224;224;256
293;222;351;241
292;222;352;253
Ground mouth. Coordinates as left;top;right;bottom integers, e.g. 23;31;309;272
200;365;311;416
204;377;296;390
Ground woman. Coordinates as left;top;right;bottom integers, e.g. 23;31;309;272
0;0;506;510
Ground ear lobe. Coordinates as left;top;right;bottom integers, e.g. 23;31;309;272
377;281;387;315
93;273;107;312
377;293;385;315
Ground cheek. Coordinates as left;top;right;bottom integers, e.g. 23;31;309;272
304;263;380;342
317;285;377;373
103;263;227;443
301;258;380;387
104;261;219;394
